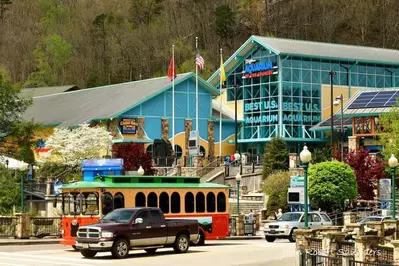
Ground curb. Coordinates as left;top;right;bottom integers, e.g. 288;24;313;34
0;239;60;246
224;236;263;240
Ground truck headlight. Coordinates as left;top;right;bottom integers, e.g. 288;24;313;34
283;224;290;229
101;231;114;238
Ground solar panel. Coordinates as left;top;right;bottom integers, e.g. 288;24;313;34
348;91;399;109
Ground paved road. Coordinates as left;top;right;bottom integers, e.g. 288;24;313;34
0;239;297;266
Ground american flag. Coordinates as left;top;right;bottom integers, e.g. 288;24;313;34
196;51;205;70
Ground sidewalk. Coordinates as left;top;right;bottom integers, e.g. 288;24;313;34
0;237;60;246
224;230;264;240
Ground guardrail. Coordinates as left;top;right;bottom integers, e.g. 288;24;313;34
29;217;61;238
0;216;17;237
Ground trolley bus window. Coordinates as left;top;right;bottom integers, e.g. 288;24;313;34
196;192;205;213
217;192;226;212
114;193;124;209
102;192;113;215
159;192;169;213
82;192;99;215
148;192;158;207
185;192;194;213
135;192;146;207
206;192;216;213
171;192;180;213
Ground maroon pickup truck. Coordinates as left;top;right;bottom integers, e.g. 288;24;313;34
75;207;199;259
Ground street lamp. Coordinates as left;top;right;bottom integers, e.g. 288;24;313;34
329;71;336;160
137;165;145;176
5;159;9;169
235;172;242;215
334;94;344;161
19;165;27;213
300;146;312;229
388;154;398;219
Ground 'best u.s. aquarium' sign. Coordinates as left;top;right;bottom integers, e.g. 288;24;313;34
244;100;321;124
244;61;277;79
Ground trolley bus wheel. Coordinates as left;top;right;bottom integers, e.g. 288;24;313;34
191;231;205;246
72;245;78;251
80;249;97;258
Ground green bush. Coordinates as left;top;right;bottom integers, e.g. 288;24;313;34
263;171;290;216
308;161;357;212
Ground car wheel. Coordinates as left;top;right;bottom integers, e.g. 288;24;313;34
144;248;157;254
80;249;97;258
191;231;205;246
173;234;190;253
111;238;130;259
265;236;276;242
288;228;297;243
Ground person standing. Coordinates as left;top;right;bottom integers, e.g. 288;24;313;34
234;151;241;165
275;208;283;220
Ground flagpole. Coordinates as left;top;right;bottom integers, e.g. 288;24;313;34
172;44;175;151
219;48;223;157
195;37;199;155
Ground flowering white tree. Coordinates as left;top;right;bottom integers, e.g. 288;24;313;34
41;123;112;167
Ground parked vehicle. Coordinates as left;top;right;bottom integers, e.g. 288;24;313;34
75;207;199;259
263;211;332;242
358;216;394;224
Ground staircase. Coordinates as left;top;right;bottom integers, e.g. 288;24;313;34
200;166;224;182
228;199;265;214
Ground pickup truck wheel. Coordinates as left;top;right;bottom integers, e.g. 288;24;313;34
80;249;97;258
173;234;190;253
72;245;78;251
111;238;130;259
265;236;276;242
191;231;205;246
144;248;157;254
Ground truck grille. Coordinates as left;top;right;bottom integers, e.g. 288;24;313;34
269;225;279;229
77;228;100;238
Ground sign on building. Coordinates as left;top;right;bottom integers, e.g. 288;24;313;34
287;187;305;204
379;179;391;200
119;118;138;134
189;130;199;155
290;175;304;187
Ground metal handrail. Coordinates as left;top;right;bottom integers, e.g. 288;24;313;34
187;158;222;177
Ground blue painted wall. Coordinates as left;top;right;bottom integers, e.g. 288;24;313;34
215;122;235;142
120;79;213;140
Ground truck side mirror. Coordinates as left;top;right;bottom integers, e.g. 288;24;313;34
53;198;57;208
134;218;143;224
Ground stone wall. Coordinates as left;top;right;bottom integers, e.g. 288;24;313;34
207;120;215;160
161;118;169;140
348;136;359;151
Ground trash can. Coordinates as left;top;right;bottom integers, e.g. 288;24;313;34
244;215;255;236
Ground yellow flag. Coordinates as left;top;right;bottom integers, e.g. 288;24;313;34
220;58;226;84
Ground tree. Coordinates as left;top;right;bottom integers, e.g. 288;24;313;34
311;147;331;164
345;149;386;200
308;161;357;212
41;124;112;168
263;171;290;216
0;166;19;215
379;106;399;161
262;138;289;180
112;143;154;175
0;72;31;139
215;4;236;47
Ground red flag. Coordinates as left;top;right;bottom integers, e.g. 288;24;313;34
167;57;177;81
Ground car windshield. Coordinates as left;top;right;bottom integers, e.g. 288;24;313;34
278;213;302;221
100;209;137;224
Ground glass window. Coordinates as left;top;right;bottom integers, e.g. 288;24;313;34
171;192;180;213
101;209;137;224
102;192;113;215
311;214;321;222
114;193;124;209
196;192;205;213
146;145;153;157
174;145;183;158
147;192;158;207
320;213;331;222
185;192;194;213
135;192;146;207
81;192;99;215
217;192;226;212
136;210;150;224
200;146;206;157
206;192;215;213
150;210;163;223
159;192;169;213
278;213;302;221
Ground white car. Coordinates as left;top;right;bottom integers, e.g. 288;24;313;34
263;211;332;242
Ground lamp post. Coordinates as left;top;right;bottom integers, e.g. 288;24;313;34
300;146;312;229
138;165;145;176
5;159;9;169
19;165;27;213
389;154;398;219
236;172;242;215
329;71;336;159
334;94;344;161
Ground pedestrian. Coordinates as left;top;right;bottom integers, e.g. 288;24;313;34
234;151;241;165
275;208;283;220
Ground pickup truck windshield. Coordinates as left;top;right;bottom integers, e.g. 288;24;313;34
278;213;302;221
100;209;137;224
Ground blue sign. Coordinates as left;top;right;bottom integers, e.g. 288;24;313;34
290;175;304;187
244;62;276;79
